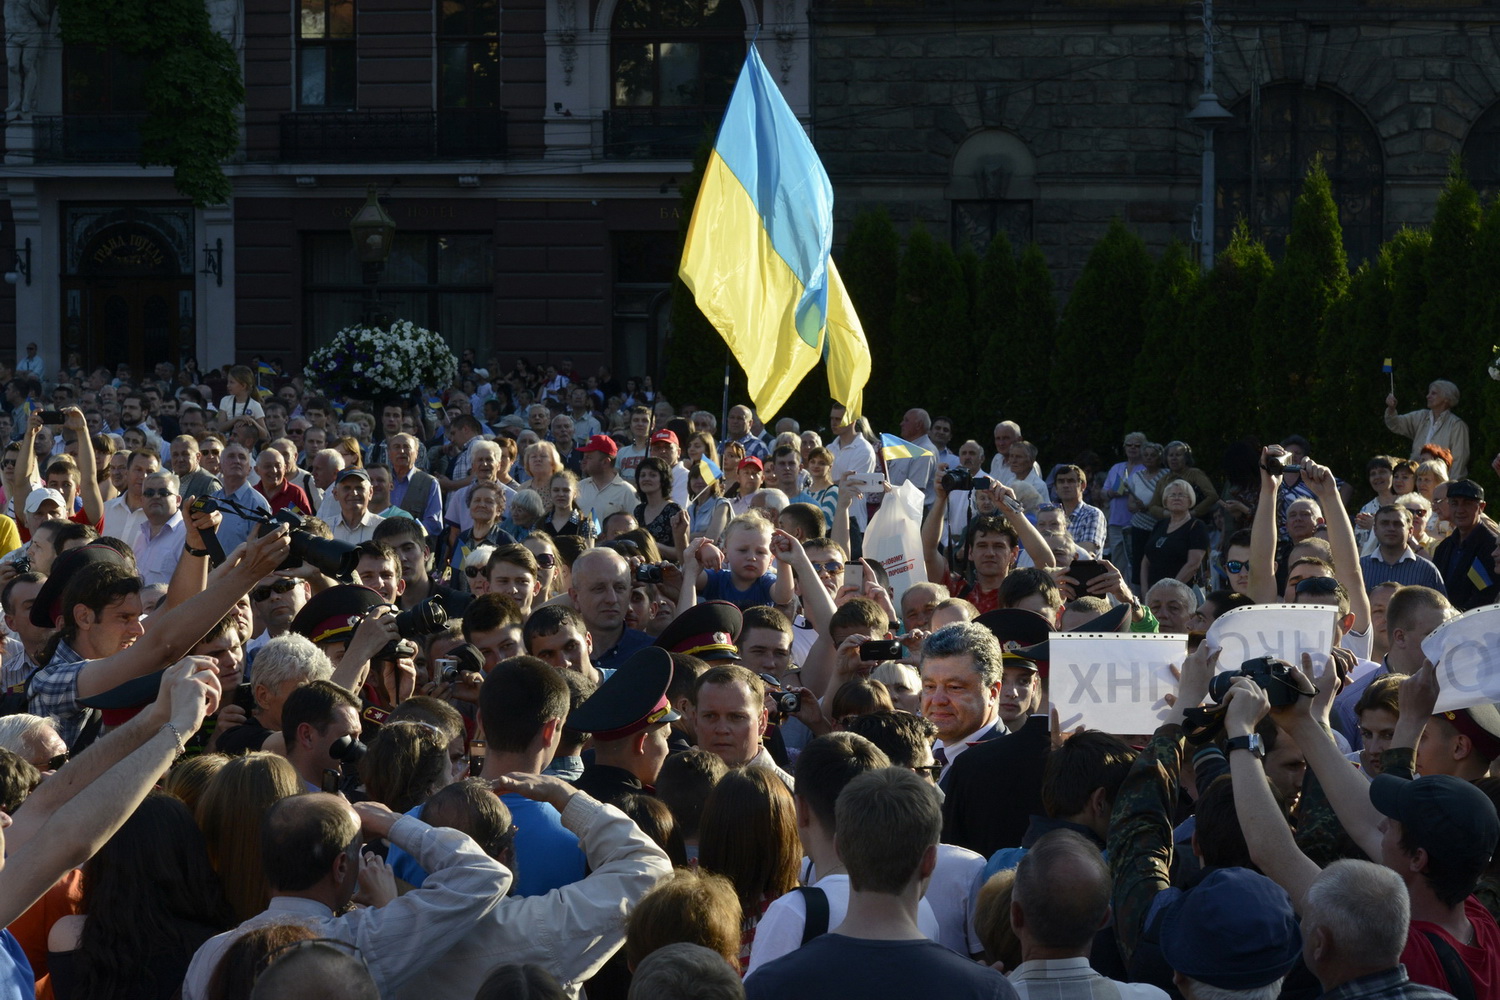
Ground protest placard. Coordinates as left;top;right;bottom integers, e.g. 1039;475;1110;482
1050;633;1187;734
1203;604;1334;671
1422;604;1500;713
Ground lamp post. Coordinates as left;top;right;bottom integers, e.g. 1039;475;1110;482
349;184;397;327
1186;0;1235;270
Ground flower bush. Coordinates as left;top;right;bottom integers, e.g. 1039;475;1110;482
303;320;458;400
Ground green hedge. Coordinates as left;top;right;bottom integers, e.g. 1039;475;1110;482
665;161;1498;495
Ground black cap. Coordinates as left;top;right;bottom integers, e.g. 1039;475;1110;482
30;545;130;629
973;608;1051;672
290;585;386;646
1447;479;1485;502
654;601;742;662
1013;602;1133;665
1371;772;1500;870
567;646;681;741
1158;868;1302;990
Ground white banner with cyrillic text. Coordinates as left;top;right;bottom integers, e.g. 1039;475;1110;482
1203;604;1334;672
1050;633;1187;735
1422;604;1500;713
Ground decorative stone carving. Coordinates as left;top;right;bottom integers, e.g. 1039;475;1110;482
5;0;57;116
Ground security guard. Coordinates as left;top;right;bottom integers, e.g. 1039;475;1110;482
569;646;680;808
653;600;742;662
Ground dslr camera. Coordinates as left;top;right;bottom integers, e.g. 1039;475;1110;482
940;468;989;493
371;596;447;660
189;497;360;578
636;563;665;584
1184;656;1307;743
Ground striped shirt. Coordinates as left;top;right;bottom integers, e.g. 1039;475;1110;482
1359;550;1447;594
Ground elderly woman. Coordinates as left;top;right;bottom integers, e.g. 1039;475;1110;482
1384;379;1470;479
1140;478;1210;595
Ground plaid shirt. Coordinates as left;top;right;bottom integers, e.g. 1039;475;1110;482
1067;502;1108;554
1321;967;1455;1000
27;639;91;748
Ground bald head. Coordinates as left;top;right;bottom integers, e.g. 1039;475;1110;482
1012;829;1112;953
250;942;379;1000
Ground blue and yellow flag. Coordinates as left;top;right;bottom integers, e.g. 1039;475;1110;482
680;46;869;420
426;394;444;414
1468;557;1495;593
1382;358;1393;374
696;458;723;486
880;434;933;462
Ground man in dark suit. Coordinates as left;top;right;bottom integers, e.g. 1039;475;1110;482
1433;480;1500;610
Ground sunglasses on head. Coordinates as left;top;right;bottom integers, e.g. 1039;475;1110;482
251;578;300;602
1037;503;1062;513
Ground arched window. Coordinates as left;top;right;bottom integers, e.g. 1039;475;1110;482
606;0;745;157
1462;102;1500;203
1216;84;1384;265
947;130;1037;254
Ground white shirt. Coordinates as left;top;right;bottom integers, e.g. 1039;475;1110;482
1009;957;1170;1000
935;719;1001;781
927;843;987;956
331;509;385;544
102;495;146;543
134;512;186;586
828;433;877;482
747;870;945;976
669;462;689;507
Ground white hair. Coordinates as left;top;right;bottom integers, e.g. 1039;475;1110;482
0;714;56;758
463;544;495;571
1162;478;1198;507
751;488;789;513
251;633;332;693
1302;859;1410;970
1147;578;1198;614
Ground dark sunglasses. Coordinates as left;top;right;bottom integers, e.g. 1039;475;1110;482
534;552;556;568
251;579;300;602
914;764;943;781
811;560;842;574
1294;576;1340;596
45;751;69;771
464;566;484;578
1224;559;1249;574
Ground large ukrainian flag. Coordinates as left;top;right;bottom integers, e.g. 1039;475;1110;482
681;46;868;420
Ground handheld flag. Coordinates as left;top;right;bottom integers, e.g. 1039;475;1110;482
880;434;934;462
426;394;444;415
680;46;869;419
1468;557;1495;594
696;458;723;486
1382;358;1393;373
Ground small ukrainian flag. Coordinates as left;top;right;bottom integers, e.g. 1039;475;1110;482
1382;358;1393;374
1467;556;1495;593
426;394;444;414
880;434;934;462
697;458;723;486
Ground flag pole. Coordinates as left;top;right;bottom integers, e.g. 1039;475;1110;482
720;349;731;440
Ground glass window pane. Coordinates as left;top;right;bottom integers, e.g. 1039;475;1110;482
658;41;699;106
299;47;327;107
383;234;430;286
701;0;743;29
440;0;468;35
612;0;652;31
300;0;325;38
325;45;356;108
439;42;469;107
437;236;493;284
613;44;655;107
306;235;362;284
470;42;499;106
702;39;742;106
328;0;354;37
307;292;366;349
437;293;491;358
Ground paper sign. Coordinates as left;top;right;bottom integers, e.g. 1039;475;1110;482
1423;604;1500;713
1204;604;1335;671
1050;633;1187;735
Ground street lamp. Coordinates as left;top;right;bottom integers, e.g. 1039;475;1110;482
1187;0;1236;270
349;184;397;326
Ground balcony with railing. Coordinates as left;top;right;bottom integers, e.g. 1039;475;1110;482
279;108;508;161
33;114;148;163
602;108;717;159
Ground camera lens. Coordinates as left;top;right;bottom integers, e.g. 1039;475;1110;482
394;597;448;639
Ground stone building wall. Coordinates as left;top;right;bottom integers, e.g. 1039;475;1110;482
810;1;1500;290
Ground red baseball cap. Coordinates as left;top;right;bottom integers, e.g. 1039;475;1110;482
650;429;679;447
738;456;763;472
579;434;619;457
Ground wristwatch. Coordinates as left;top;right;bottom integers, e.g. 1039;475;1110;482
1225;733;1265;759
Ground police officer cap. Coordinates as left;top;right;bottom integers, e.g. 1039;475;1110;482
291;585;386;646
654;601;742;662
568;646;681;741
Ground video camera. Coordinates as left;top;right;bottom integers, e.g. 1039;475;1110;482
940;468;991;493
188;497;359;579
1261;454;1303;476
1183;656;1309;744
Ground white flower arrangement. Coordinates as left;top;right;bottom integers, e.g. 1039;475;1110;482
303;320;458;399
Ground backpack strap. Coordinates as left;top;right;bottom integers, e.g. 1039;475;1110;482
796;886;829;946
1423;931;1477;1000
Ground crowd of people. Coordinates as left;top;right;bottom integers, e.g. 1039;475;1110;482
0;344;1491;1000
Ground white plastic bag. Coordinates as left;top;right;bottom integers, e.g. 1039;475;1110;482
861;480;928;608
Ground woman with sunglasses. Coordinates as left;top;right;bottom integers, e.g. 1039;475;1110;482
522;532;564;598
450;482;516;593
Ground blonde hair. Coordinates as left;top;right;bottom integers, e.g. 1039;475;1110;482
723;513;771;544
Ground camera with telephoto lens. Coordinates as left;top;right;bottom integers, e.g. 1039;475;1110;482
1206;655;1304;708
373;596;447;661
190;497;360;578
776;690;801;715
940;468;990;492
1261;454;1304;476
636;563;665;584
1183;656;1308;744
